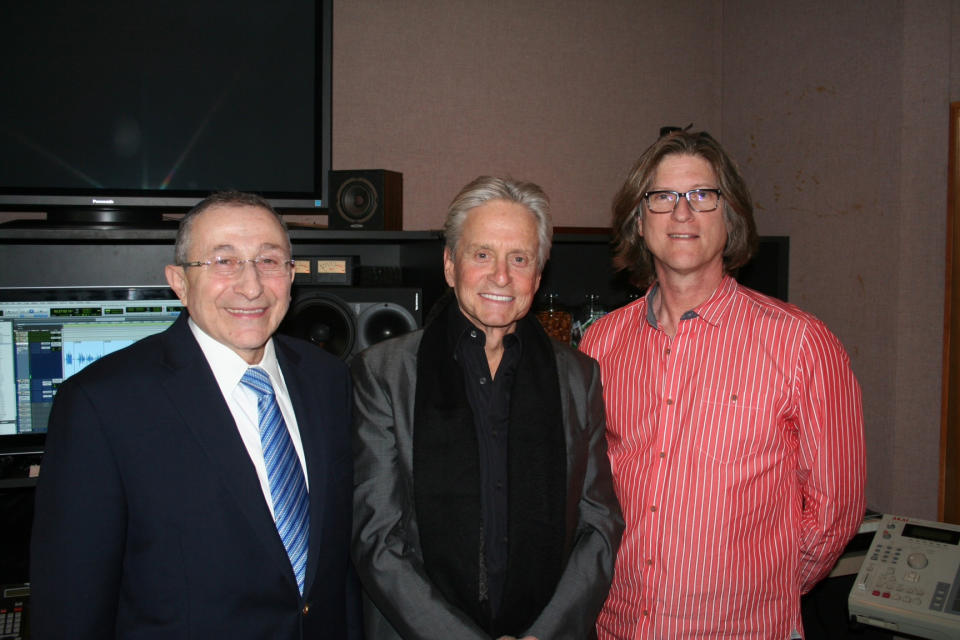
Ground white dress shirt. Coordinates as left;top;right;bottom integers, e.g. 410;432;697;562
188;318;309;519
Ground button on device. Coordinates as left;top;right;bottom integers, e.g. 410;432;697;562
907;552;928;569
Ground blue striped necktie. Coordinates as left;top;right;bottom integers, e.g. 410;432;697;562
240;367;309;595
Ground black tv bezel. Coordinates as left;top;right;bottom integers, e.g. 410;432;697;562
0;285;181;304
0;0;333;227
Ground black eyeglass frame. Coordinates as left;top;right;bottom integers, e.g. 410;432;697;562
640;188;723;214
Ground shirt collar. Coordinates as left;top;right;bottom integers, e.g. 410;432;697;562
446;301;522;354
644;274;739;330
187;317;282;393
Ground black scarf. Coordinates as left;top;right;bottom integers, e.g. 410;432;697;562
413;301;567;636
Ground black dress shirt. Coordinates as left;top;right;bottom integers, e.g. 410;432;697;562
450;308;521;618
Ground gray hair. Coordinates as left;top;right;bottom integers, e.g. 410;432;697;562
174;191;289;264
443;176;552;271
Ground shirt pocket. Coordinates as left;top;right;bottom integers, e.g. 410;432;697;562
691;386;770;463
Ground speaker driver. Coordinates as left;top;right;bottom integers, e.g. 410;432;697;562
280;294;356;360
336;177;378;224
357;302;419;351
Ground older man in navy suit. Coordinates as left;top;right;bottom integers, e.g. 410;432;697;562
30;191;361;639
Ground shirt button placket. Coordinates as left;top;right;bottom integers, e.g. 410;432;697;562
646;333;672;635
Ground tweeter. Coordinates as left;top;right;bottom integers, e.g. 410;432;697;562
280;286;421;360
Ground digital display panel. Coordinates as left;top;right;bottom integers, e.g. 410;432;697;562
902;523;960;545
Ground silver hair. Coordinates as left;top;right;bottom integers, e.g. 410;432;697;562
174;191;289;264
443;175;552;270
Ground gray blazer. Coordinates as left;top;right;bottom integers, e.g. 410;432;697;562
351;328;623;640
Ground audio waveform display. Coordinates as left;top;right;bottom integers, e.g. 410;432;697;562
62;340;135;378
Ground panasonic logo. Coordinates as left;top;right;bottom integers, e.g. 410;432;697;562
91;198;116;204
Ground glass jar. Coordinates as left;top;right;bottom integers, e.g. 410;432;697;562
535;292;572;344
571;293;606;347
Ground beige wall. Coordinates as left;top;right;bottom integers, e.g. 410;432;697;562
334;0;958;520
1;1;951;519
720;0;953;520
333;0;723;229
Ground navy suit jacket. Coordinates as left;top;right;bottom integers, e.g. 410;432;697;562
30;313;362;639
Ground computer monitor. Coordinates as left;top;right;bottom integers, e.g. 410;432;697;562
0;287;183;445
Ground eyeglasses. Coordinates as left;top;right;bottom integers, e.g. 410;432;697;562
642;188;722;214
179;255;295;278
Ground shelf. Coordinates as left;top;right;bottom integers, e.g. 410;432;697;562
0;222;442;243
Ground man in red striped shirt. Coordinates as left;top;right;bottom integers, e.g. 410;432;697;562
579;130;866;639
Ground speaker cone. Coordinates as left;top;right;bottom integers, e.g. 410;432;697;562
336;177;378;224
280;294;356;360
356;302;419;351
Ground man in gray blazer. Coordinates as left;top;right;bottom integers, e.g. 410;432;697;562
351;176;624;640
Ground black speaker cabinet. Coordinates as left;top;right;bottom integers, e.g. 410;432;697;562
280;286;421;360
328;170;403;230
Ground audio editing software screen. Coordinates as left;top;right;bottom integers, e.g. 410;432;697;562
0;291;183;435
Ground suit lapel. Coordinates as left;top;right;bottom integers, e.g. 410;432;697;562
158;317;297;588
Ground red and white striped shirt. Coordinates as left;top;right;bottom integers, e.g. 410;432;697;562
580;276;865;639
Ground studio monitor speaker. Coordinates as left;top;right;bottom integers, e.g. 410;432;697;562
328;170;403;230
280;286;421;360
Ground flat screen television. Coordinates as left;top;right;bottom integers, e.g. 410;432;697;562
0;0;332;226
